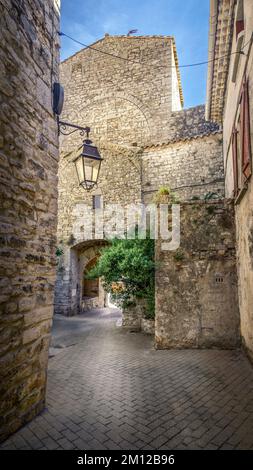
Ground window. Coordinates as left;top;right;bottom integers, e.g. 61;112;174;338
92;195;102;210
232;78;252;197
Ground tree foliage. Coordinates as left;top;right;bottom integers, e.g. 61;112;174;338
86;236;155;318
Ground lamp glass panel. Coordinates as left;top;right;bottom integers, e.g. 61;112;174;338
92;165;99;182
75;156;84;183
84;156;100;183
84;161;92;181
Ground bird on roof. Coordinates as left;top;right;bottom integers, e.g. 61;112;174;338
127;29;138;36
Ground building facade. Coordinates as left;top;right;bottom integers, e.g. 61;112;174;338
55;33;240;350
0;0;60;442
206;0;253;361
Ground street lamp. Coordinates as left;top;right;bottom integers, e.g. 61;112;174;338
73;131;103;191
53;83;103;191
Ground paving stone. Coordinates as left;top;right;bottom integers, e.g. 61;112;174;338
1;309;253;450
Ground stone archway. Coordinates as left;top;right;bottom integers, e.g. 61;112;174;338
83;257;99;298
64;92;154;147
54;240;107;316
80;252;105;311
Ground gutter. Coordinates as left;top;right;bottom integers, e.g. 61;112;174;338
205;0;219;121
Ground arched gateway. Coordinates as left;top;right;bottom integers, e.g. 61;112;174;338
54;240;107;316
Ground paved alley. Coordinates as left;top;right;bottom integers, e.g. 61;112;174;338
1;308;253;450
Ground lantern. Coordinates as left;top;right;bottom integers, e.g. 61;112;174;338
73;138;103;191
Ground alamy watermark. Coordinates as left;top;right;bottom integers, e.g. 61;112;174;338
73;202;180;251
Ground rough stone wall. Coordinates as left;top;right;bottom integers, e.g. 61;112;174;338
122;301;155;335
155;201;240;349
122;300;146;332
0;0;60;442
141;318;155;335
164;105;220;144
60;35;183;147
142;133;224;203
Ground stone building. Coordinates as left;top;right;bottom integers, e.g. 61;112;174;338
59;35;183;147
0;0;60;442
206;0;253;361
56;33;239;349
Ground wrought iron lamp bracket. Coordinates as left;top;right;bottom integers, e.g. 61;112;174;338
57;116;90;138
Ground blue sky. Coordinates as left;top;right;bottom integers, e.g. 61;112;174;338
60;0;210;109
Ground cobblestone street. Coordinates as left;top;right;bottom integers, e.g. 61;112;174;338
1;308;253;450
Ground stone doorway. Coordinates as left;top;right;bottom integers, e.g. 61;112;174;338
55;240;108;316
81;254;105;311
83;257;99;298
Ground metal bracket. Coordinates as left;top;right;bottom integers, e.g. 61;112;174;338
57;116;90;137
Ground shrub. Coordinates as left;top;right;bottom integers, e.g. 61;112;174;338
153;186;180;204
86;234;155;318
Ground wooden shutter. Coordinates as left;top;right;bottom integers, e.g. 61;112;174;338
236;19;244;39
232;128;238;196
240;79;252;180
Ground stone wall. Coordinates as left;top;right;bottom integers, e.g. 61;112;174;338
142;133;224;203
141;318;155;335
155;201;240;349
122;302;155;335
0;0;60;442
60;35;183;147
57;141;142;243
122;303;144;332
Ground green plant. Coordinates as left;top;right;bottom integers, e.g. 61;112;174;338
173;248;184;262
56;247;63;257
204;192;219;201
86;234;155;318
153;186;180;204
206;205;216;215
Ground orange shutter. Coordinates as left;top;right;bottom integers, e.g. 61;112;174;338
241;79;252;180
232;128;238;196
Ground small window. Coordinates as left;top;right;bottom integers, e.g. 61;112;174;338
92;195;102;210
215;276;224;284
